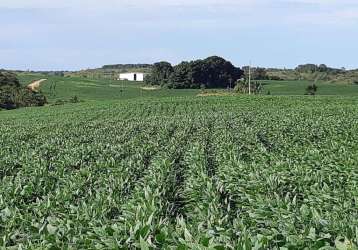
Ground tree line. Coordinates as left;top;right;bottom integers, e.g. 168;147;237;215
295;64;344;74
144;56;293;89
102;64;152;70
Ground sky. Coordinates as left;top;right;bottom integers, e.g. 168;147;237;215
0;0;357;71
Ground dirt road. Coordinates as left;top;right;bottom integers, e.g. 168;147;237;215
27;79;47;92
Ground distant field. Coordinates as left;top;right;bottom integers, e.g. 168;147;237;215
17;74;358;103
2;74;358;248
17;73;199;102
64;65;152;79
267;68;358;84
263;80;358;96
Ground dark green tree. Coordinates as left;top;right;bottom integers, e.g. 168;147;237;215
146;56;243;89
0;71;47;110
169;62;192;89
318;64;328;72
145;62;173;86
167;56;244;89
0;71;20;88
295;64;317;73
201;56;243;88
305;84;318;95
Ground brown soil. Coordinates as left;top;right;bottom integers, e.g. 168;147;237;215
27;79;47;92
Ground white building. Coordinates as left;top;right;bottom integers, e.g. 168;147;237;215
118;72;146;82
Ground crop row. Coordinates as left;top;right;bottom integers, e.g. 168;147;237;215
1;96;358;249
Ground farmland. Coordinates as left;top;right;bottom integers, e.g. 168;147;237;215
16;74;199;102
1;95;358;249
3;0;358;248
262;80;358;96
14;74;358;105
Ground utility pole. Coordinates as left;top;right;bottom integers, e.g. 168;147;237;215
313;64;317;88
248;62;252;95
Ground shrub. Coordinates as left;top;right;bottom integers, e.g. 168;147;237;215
305;84;318;95
0;86;18;109
234;79;263;95
51;96;82;107
268;75;283;81
53;100;66;106
70;96;80;103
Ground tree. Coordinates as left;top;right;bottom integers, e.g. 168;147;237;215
169;62;192;89
0;71;20;88
145;62;173;86
0;71;47;110
295;64;343;74
305;84;318;95
318;64;328;72
151;56;244;89
253;67;268;80
295;64;317;73
200;56;243;88
242;66;268;80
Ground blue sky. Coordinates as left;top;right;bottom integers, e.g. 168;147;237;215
0;0;357;70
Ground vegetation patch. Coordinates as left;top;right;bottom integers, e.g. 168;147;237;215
1;96;358;249
0;71;47;110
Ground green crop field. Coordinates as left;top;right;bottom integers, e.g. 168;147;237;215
1;95;358;249
15;74;358;104
16;74;200;103
262;80;358;96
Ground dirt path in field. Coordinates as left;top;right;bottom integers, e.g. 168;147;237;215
27;79;47;92
140;86;161;90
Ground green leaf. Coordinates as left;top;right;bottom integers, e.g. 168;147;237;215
140;225;151;239
200;237;210;247
46;224;57;235
1;207;11;218
308;227;316;241
155;232;166;244
140;237;149;250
